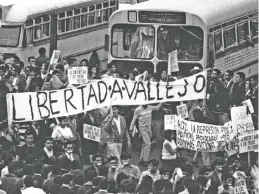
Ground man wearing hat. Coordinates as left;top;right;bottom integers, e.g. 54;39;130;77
210;158;225;190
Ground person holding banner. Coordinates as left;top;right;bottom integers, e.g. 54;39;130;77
103;106;131;161
129;103;163;166
51;117;76;153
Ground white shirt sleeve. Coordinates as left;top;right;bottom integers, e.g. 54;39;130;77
51;128;58;139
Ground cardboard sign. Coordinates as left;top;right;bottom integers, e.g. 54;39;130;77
68;67;88;85
231;106;254;134
164;115;176;130
168;50;179;72
7;71;207;123
83;124;101;142
242;99;254;114
176;104;189;118
239;130;259;153
49;50;61;65
234;171;249;194
175;115;232;152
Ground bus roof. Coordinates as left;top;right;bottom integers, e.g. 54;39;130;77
118;0;258;27
2;0;101;23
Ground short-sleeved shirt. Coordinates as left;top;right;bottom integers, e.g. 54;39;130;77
51;126;73;139
135;105;157;128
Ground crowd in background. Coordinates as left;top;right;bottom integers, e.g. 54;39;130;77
0;47;258;194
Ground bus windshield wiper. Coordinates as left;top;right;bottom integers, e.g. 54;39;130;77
180;26;202;40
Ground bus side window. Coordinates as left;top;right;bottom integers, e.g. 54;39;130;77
250;19;258;38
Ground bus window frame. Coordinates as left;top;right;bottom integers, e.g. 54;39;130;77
57;1;117;36
210;13;257;55
25;14;51;43
111;24;156;60
0;25;21;47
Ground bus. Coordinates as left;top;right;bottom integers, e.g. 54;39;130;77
0;0;118;71
108;0;258;77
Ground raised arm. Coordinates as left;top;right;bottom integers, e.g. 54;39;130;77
149;102;164;111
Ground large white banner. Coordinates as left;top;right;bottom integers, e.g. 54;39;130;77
7;71;206;123
175;115;231;152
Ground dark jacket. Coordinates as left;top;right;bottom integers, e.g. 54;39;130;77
230;82;245;106
38;148;55;165
0;174;18;194
58;153;81;172
59;185;72;194
18;143;37;161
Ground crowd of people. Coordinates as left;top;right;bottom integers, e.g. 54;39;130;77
0;47;258;194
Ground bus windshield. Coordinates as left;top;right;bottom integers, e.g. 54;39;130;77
112;24;155;59
157;26;203;61
0;26;20;47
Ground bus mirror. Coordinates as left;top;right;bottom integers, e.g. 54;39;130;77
104;34;109;51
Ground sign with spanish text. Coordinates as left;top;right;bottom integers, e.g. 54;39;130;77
175;115;232;152
231;106;254;135
242;99;254;114
68;67;88;85
239;130;259;153
7;71;207;123
168;50;179;72
234;171;249;194
164;115;176;130
83;124;101;142
176;104;189;118
49;50;61;65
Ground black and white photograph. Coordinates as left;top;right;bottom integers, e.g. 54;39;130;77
0;0;258;193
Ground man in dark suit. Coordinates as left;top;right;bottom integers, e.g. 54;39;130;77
59;173;73;194
28;121;49;152
102;106;131;161
230;72;246;106
94;177;109;194
77;110;101;164
38;137;55;165
18;131;36;161
58;141;81;172
250;76;258;115
224;70;235;93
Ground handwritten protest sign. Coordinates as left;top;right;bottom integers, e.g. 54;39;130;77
68;67;88;85
49;50;61;65
233;171;249;194
164;115;176;130
175;115;231;152
231;106;254;134
242;99;254;114
176;104;189;118
83;124;101;142
168;50;179;72
239;130;259;153
7;71;206;123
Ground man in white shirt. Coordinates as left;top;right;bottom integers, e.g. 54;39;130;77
51;117;74;142
22;176;46;194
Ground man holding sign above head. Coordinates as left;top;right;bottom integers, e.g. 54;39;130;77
103;106;131;161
